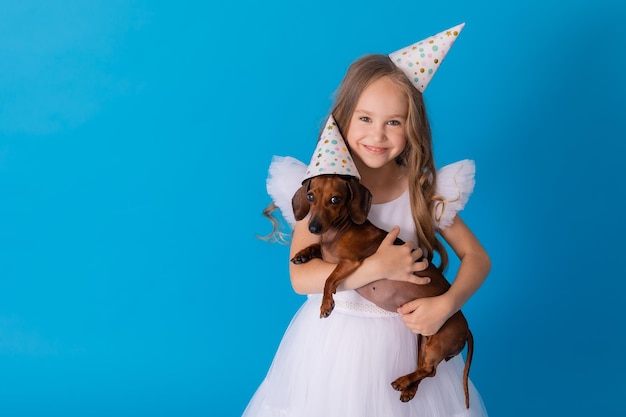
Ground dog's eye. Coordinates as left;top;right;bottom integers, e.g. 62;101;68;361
306;193;314;202
330;196;341;205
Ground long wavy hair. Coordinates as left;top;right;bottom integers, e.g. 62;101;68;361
261;54;448;271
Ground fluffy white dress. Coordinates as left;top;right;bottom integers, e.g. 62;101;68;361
243;156;488;417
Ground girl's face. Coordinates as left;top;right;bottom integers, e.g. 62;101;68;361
346;76;408;170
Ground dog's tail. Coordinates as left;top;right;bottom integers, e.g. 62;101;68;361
463;330;474;409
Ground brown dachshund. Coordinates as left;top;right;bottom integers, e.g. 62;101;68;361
290;174;473;407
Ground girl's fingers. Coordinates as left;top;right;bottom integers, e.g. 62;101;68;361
383;226;400;244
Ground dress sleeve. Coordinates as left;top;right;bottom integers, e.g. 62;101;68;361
432;159;476;230
266;155;307;227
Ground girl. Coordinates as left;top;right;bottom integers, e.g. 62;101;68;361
244;24;491;417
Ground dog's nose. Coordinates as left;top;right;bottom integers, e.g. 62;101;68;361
308;221;322;234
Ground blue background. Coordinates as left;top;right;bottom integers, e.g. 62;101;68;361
1;0;624;416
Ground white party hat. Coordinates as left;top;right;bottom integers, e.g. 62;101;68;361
388;23;465;92
303;114;360;181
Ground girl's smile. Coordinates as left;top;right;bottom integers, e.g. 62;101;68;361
362;144;390;155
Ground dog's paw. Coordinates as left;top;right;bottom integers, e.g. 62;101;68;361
290;255;308;264
319;301;335;318
399;384;419;402
391;377;419;402
391;375;411;392
290;251;313;264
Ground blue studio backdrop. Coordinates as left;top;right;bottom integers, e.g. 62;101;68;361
1;1;624;416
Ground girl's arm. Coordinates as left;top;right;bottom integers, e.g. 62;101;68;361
398;215;491;335
289;221;430;295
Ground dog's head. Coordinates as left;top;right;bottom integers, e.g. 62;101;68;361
291;174;372;235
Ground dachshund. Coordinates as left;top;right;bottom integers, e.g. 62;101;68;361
290;174;473;407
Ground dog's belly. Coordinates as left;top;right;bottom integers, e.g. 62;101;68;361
356;267;450;312
356;280;422;312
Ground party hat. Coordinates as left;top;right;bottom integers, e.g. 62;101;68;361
388;23;465;92
303;114;360;181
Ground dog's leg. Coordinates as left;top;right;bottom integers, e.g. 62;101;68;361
391;336;440;402
320;260;361;318
393;334;425;402
392;313;470;402
391;334;432;401
290;243;322;264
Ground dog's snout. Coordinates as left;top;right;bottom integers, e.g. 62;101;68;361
308;219;323;234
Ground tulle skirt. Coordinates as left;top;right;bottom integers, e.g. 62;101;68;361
242;290;487;417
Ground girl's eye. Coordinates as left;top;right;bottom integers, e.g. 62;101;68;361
388;120;401;126
359;116;371;122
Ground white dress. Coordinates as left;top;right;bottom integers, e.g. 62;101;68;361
243;156;488;417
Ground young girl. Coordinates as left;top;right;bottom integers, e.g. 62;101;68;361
244;24;491;417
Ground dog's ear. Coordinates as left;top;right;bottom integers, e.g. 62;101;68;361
291;180;311;221
347;178;372;225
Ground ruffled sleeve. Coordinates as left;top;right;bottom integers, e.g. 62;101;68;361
432;159;476;230
266;155;307;227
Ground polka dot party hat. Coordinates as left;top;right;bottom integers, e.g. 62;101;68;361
388;22;465;92
303;114;360;182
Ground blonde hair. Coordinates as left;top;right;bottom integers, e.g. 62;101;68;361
330;54;448;271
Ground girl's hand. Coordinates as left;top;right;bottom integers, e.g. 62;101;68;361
397;294;455;336
374;226;430;285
